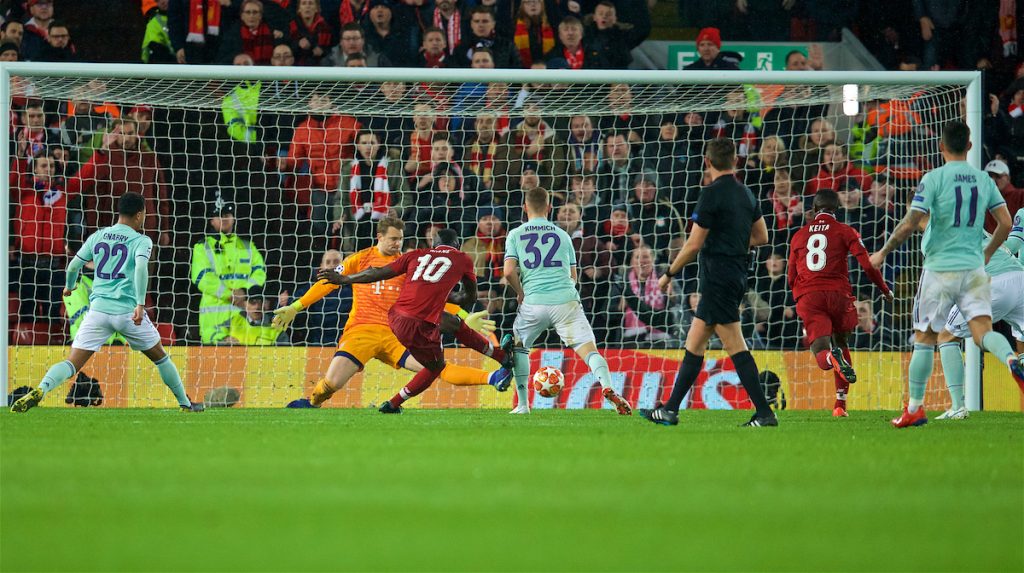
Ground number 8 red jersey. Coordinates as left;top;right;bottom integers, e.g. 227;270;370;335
386;245;477;324
788;212;887;301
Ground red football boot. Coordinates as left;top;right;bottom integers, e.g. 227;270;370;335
891;406;928;428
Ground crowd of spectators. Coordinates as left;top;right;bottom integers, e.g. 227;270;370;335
4;0;1024;353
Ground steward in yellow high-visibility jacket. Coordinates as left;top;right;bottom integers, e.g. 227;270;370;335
190;201;266;344
221;80;261;144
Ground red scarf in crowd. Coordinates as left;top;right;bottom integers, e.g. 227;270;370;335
513;16;554;67
187;0;221;43
475;229;506;278
563;45;583;69
290;14;332;64
434;8;461;56
771;192;801;229
603;220;629;237
241;22;275;65
349;155;391;217
468;137;497;189
423;51;446;67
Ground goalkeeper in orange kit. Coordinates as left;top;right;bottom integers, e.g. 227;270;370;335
274;217;514;407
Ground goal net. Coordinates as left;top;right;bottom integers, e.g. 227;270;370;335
5;64;1000;411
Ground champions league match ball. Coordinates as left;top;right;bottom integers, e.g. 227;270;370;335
531;366;565;398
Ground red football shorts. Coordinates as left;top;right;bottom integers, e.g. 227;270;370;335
795;290;858;345
388;308;444;367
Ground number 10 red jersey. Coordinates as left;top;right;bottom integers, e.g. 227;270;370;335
386;245;476;324
788;212;881;301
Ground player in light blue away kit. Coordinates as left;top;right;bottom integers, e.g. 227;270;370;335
1007;207;1024;257
870;121;1024;428
503;187;632;415
934;237;1024;420
11;192;203;413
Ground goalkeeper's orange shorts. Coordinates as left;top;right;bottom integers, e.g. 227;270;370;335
335;324;408;371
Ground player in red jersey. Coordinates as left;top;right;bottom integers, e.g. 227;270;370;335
788;190;894;417
318;229;485;413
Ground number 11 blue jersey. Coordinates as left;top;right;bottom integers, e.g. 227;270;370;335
911;161;1006;272
505;217;579;305
74;223;153;314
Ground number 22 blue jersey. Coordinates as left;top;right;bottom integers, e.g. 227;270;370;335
911;161;1006;272
74;223;153;314
504;217;579;305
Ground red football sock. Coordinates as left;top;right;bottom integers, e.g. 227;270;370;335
455;320;506;364
388;367;441;408
815;349;833;371
833;368;850;397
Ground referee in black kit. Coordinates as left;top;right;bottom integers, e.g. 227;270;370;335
639;138;778;427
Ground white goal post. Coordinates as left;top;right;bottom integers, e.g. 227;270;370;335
1;62;988;410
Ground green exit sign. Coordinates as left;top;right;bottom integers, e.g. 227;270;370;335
668;43;809;71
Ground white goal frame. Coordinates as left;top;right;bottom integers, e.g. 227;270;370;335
0;63;985;408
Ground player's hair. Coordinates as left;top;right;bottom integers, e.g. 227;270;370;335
433;228;461;249
118;192;146;217
813;188;840;213
705;138;737;170
525;187;549;212
377;216;404;236
941;120;970;154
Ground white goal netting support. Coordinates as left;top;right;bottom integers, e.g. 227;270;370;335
4;63;1001;411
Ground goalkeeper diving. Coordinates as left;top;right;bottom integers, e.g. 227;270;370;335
274;217;514;407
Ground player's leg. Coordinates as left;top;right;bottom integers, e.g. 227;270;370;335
830;331;853;416
640;318;715;425
936;323;968;420
400;345;510;390
958;268;1024;389
439;312;512;369
894;271;954;427
558;302;630;415
381;317;445;412
716;322;777;426
309;354;362;406
509;304;550;414
139;343;199;411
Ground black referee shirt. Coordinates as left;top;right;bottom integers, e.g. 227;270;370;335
691;173;762;261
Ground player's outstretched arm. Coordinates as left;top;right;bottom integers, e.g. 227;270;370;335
658;223;708;293
317;265;399;285
870;209;926;268
984;204;1013;264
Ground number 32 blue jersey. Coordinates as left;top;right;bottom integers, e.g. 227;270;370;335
75;223;153;314
911;161;1006;272
505;217;579;305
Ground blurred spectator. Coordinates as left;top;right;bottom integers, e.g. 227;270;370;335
362;0;414;66
65;118;171;247
713;89;760;160
11;100;55;181
565;114;601;175
805;144;873;196
494;99;566;197
557;201;613;327
413;131;460;193
35;20;74;62
789;117;836;190
169;0;229;64
419;0;461;57
285;249;351;345
600;203;635;268
452;6;522;68
761;48;827;150
914;0;963;70
619;244;676;344
414;26;448;67
641;117;693;207
190;200;267;345
848;297;903;349
403;102;442;186
327;23;388;66
12;153;66;323
627;169;684;264
744;134;788;205
584;0;648;70
835;180;884;278
544;15;601;69
339;129;398;251
984;159;1024;233
275;93;361;236
570;173;604;234
596;131;642;205
866;172;899;213
415;161;474;237
344;51;367;66
58;82;122;168
0;42;20;61
765;169;804;245
466;111;500;193
141;0;175;63
512;0;555;68
463;205;506;285
225;287;287;345
682;27;739;71
290;0;332;65
599;83;653;144
1;20;24;51
337;0;369;28
752;250;798;349
21;0;54;61
217;0;278;65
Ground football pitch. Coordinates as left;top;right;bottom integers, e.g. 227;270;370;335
2;409;1022;572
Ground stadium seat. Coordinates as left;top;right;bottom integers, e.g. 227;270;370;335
156;323;177;346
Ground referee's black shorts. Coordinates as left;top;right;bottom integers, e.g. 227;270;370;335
695;257;749;326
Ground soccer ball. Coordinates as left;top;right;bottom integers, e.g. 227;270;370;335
532;366;565;398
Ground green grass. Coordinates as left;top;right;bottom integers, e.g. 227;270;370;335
2;409;1022;572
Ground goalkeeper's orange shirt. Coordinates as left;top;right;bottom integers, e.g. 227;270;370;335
298;246;404;329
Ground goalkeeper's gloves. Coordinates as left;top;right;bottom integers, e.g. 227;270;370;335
272;300;304;330
464;310;496;335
